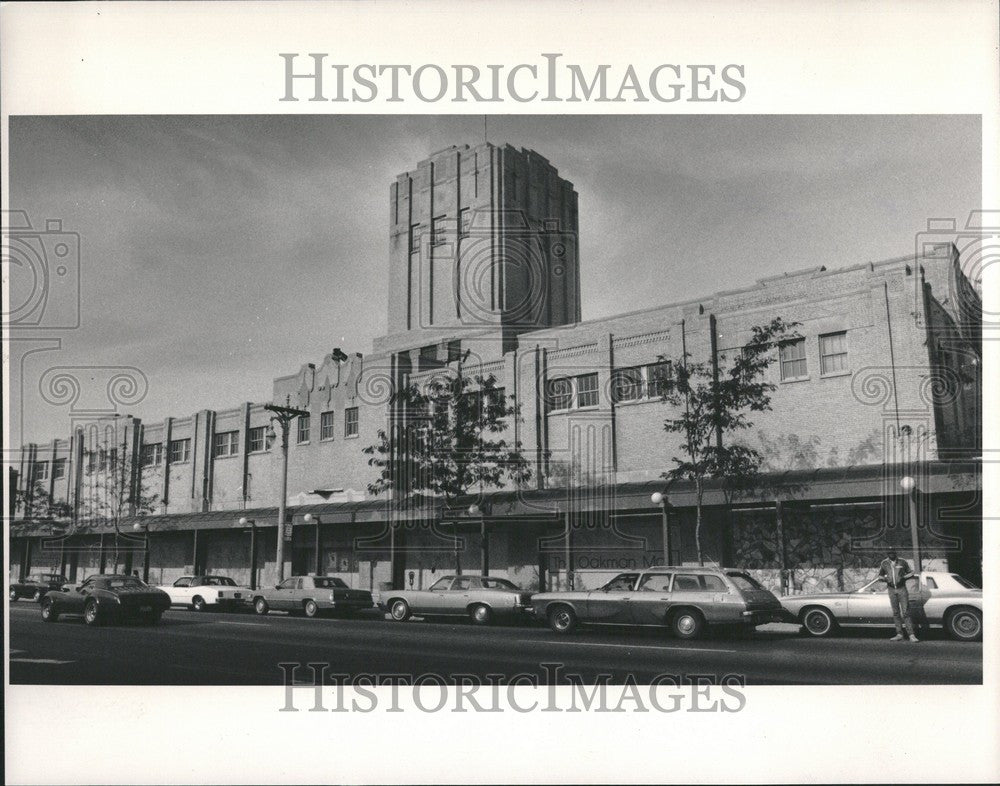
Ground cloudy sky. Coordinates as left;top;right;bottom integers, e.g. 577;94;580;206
10;114;980;443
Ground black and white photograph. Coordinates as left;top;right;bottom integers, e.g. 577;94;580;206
3;2;997;785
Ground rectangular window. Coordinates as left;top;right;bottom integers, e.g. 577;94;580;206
297;415;310;444
213;430;239;457
52;458;67;480
97;449;107;471
547;377;573;411
431;214;447;246
141;443;163;467
611;367;643;403
108;448;118;470
819;331;848;375
576;373;599;408
344;407;359;438
459;208;472;239
85;451;95;474
320;411;335;441
32;462;49;483
646;361;672;398
248;426;267;453
169;438;191;464
409;223;421;253
779;338;808;381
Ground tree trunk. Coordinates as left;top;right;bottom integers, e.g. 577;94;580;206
695;481;704;566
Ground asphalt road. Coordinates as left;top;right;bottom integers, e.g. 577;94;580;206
8;602;982;686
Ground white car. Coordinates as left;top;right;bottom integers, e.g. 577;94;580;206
158;575;252;612
779;571;982;641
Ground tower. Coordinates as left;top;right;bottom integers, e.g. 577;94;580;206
380;143;580;355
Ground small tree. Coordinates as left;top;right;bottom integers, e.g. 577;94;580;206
364;371;532;573
15;482;73;521
661;317;797;565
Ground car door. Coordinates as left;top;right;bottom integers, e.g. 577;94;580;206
630;572;673;625
585;573;639;624
65;578;94;612
272;578;298;610
171;577;194;604
447;576;482;614
419;576;456;613
846;578;893;622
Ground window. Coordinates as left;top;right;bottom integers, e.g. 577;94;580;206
107;448;118;470
52;459;67;480
141;442;163;467
320;411;335;441
97;449;107;471
409;223;421;253
819;331;848;375
297;415;310;444
602;573;639;592
169;438;191;463
925;577;938;590
638;573;673;592
214;431;239;457
646;361;672;398
429;577;453;591
459;208;472;239
85;451;95;474
173;577;192;588
431;214;447;246
32;462;49;483
673;574;703;591
611;367;644;403
547;377;573;410
702;575;728;592
344;407;359;438
277;578;296;590
453;576;478;590
726;572;765;591
779;338;808;381
576;373;599;408
248;426;267;453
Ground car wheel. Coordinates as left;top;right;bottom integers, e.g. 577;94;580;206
547;605;576;634
469;604;492;626
141;610;163;626
83;599;102;627
304;600;319;618
390;600;411;621
254;597;269;616
41;597;59;622
191;595;206;612
801;607;837;638
671;609;705;640
945;608;982;641
9;588;18;601
33;589;44;602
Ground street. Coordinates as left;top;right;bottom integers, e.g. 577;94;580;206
8;603;982;686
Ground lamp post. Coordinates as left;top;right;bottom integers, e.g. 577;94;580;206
899;476;922;572
303;513;323;575
469;504;487;576
238;517;257;590
132;521;150;582
651;492;671;568
264;398;309;582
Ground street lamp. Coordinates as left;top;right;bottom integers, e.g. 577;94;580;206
899;476;922;572
303;513;323;575
132;521;150;582
469;504;488;576
238;517;258;590
264;397;309;582
651;492;671;568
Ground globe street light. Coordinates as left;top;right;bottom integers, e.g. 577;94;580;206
303;513;323;575
651;492;671;568
238;517;258;590
132;521;150;582
899;476;922;572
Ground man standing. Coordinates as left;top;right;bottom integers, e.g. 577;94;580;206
878;549;919;642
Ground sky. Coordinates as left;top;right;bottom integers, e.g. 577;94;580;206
9;114;981;444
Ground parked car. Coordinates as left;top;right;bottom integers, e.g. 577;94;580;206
779;571;983;641
10;573;69;602
382;574;533;625
40;574;172;626
252;575;374;618
528;567;784;639
158;575;252;612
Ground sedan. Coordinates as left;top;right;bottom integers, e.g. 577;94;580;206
10;573;69;602
41;574;172;626
382;574;533;625
779;571;983;641
252;576;374;618
529;568;784;639
158;575;252;612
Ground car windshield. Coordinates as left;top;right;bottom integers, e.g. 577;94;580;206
951;574;978;589
726;572;764;591
203;576;236;586
429;577;453;591
106;578;147;590
312;577;348;589
480;578;517;590
43;575;65;582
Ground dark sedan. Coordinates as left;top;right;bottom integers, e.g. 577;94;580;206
10;574;69;602
41;574;172;626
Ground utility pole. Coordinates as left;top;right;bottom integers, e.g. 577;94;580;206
265;398;309;582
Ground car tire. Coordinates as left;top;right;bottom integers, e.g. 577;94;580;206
253;597;269;616
800;606;837;638
41;597;59;622
9;588;18;601
304;600;319;618
547;605;577;634
469;604;492;626
83;599;102;627
33;589;44;602
191;595;206;612
140;610;162;626
945;607;982;641
390;600;411;622
671;609;705;640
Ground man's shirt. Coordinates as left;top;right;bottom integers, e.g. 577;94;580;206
879;558;912;588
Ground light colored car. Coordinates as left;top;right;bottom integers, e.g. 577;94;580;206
252;575;374;618
779;571;983;641
382;574;533;625
528;567;783;639
158;575;252;612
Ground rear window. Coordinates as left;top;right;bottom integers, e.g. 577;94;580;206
951;574;979;590
313;577;348;589
726;572;764;591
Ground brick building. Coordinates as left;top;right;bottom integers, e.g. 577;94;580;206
10;142;983;595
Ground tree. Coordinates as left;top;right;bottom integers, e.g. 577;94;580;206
364;371;532;573
14;481;72;522
660;317;798;565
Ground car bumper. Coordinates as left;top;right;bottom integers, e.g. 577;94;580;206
742;609;785;625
